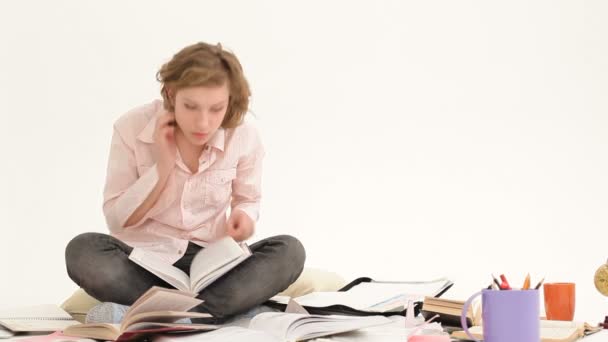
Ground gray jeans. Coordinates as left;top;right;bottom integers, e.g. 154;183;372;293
65;233;305;322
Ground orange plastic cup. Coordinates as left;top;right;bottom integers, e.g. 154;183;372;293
543;283;575;321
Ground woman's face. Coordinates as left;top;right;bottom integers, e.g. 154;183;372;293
173;84;230;147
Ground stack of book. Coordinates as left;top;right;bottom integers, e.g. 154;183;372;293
420;296;477;329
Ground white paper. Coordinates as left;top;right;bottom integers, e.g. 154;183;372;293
153;326;280;342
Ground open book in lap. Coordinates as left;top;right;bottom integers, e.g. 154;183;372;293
129;236;251;295
64;287;218;341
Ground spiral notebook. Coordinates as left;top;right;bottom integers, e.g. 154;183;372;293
0;304;79;333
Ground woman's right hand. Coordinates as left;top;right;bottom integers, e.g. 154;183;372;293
154;111;177;178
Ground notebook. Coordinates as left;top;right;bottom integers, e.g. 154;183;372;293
268;277;454;316
0;304;79;333
451;320;603;342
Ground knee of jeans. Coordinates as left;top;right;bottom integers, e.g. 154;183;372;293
215;290;252;318
65;232;103;280
276;235;306;276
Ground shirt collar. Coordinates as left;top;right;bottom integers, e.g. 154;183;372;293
137;115;226;152
136;116;157;144
207;127;226;152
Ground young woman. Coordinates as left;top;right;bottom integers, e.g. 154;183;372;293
65;42;305;323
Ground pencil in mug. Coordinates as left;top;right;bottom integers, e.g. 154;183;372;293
533;277;545;290
522;273;531;290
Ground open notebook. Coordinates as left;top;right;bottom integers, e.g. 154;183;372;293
0;304;79;333
451;320;603;342
270;277;453;314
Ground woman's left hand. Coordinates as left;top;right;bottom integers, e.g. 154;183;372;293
226;210;255;242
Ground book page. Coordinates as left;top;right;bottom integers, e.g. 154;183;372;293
123;311;212;328
540;320;579;328
0;305;79;332
153;327;281;342
424;296;466;307
123;287;202;328
268;295;290;305
249;312;391;341
249;312;307;340
5;331;97;341
63;322;121;340
0;305;73;320
129;248;191;292
286;279;452;312
291;292;372;310
192;253;250;292
452;325;580;342
291;279;451;312
0;320;79;333
349;279;452;303
190;237;250;293
124;322;216;333
540;326;579;342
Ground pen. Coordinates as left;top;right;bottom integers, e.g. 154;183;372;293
499;274;511;290
491;274;501;289
522;273;531;290
534;277;545;290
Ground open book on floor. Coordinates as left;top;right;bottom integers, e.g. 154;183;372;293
268;277;454;316
63;287;217;341
0;304;80;334
451;320;603;342
248;312;391;341
153;327;282;342
154;313;391;342
129;236;251;295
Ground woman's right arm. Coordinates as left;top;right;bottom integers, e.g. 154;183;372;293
103;112;176;233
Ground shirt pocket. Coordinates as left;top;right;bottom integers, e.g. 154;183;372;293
204;168;237;207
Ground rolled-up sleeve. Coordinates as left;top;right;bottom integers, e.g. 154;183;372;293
231;127;264;222
102;127;159;233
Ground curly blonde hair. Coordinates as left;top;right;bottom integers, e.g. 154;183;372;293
156;42;251;128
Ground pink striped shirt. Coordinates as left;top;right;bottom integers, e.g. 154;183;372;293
103;100;264;263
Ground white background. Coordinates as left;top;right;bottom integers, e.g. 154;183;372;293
1;0;607;322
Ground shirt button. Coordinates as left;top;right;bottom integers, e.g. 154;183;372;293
178;249;183;254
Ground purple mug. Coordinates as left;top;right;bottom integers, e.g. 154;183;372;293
461;289;540;342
